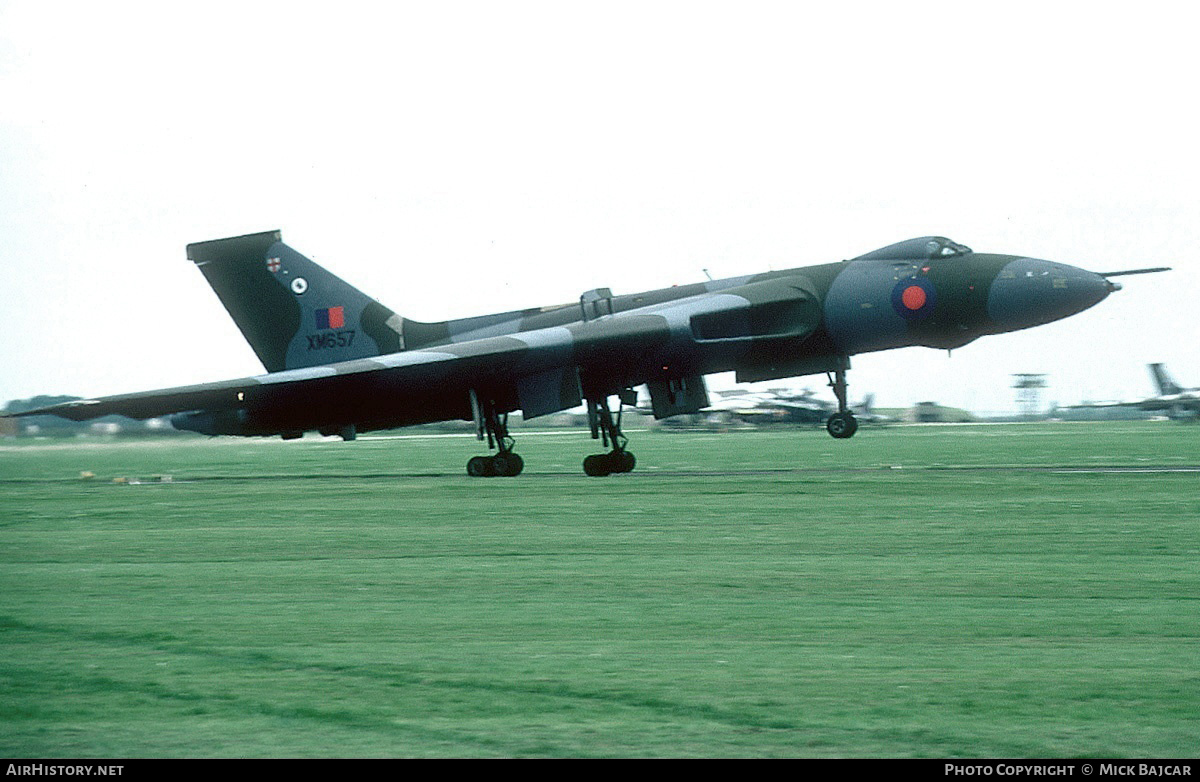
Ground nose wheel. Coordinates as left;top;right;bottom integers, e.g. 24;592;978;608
825;359;859;439
826;411;858;439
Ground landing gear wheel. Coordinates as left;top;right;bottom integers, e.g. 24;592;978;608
467;455;495;477
492;452;524;477
467;393;525;477
826;412;859;439
467;453;523;477
582;391;639;476
825;360;858;440
582;450;636;477
583;453;612;477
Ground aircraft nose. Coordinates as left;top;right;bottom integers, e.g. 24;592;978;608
986;258;1113;332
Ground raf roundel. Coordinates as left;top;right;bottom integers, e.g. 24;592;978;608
891;276;936;320
291;277;308;295
901;285;926;310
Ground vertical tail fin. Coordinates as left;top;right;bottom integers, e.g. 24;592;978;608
1149;363;1183;396
186;231;406;372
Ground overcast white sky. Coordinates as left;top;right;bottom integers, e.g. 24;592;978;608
1;1;1196;415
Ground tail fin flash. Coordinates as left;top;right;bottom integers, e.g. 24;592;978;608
1149;363;1183;396
186;231;405;372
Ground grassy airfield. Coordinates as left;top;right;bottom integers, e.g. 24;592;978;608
1;421;1198;758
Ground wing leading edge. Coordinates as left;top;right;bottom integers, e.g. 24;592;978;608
12;277;824;440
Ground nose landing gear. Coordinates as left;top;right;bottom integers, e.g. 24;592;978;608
826;360;858;439
826;411;858;439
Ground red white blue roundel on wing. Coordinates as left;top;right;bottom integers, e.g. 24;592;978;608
891;276;936;320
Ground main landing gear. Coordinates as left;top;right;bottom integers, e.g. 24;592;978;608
825;361;858;439
582;394;636;477
467;394;524;477
467;450;524;478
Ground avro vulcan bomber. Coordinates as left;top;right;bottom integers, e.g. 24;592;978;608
12;232;1164;476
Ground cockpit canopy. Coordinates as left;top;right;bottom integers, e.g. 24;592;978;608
851;236;973;262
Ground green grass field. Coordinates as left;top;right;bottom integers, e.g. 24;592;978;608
2;421;1198;757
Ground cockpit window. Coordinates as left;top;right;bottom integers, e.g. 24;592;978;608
940;240;972;257
852;236;973;262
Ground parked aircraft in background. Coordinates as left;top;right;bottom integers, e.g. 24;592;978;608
704;387;834;425
8;232;1161;475
1070;364;1199;421
848;394;894;427
702;387;891;427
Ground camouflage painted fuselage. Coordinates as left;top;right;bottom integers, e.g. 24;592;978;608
22;233;1115;440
